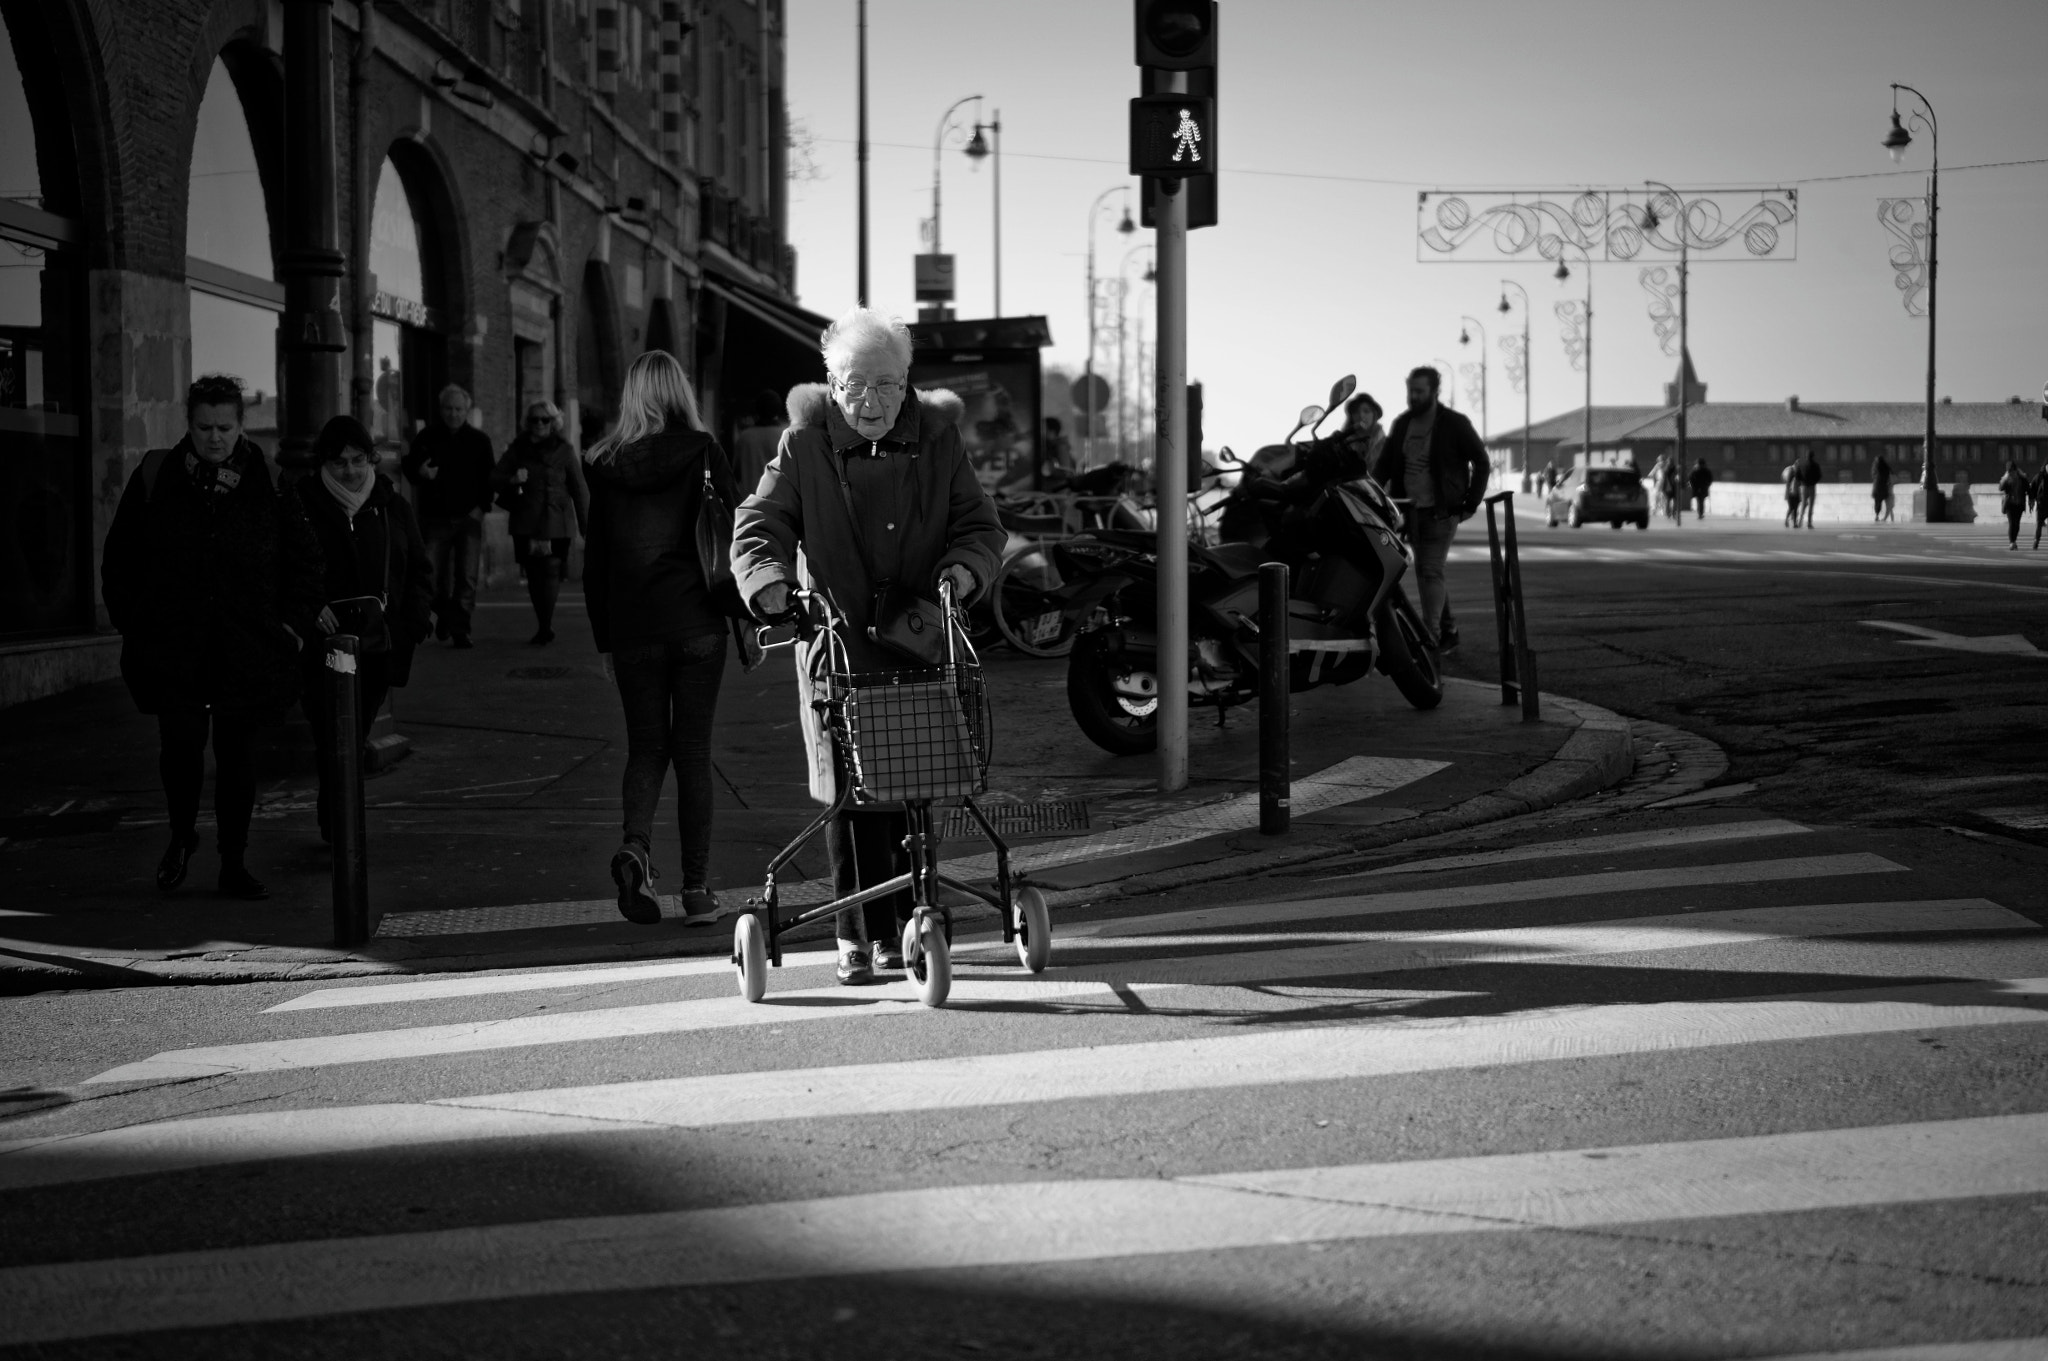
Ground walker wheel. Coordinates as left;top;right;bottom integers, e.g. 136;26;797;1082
909;912;951;1008
1013;886;1051;974
733;911;767;1003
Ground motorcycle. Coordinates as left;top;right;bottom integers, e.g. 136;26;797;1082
1054;375;1443;756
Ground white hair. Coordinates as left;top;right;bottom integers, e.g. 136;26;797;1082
438;384;472;406
819;307;912;380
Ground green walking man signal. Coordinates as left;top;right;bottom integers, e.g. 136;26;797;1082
1133;0;1217;226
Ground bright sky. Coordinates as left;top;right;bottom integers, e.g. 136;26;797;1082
782;0;2048;455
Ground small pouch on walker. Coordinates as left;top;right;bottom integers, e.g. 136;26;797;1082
866;583;948;667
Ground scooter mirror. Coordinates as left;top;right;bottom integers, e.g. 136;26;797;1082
1328;374;1358;411
1297;405;1325;431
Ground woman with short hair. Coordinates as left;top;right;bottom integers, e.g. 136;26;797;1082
492;400;589;645
583;351;758;925
295;415;433;843
102;374;325;900
732;307;1005;984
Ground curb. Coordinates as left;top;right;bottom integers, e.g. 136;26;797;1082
0;685;1638;994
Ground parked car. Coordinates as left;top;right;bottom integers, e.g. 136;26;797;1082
1546;467;1651;529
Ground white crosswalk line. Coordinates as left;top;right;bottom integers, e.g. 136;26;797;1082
1075;852;1909;938
4;1112;2040;1346
81;892;1994;1084
1756;1342;2048;1361
12;976;2044;1191
1317;818;1813;880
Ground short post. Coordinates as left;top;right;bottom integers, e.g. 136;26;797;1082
1258;562;1290;835
1484;492;1541;721
328;634;370;946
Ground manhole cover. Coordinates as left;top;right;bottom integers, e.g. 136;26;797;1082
507;667;576;680
942;799;1089;842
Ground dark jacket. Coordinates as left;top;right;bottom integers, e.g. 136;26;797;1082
295;471;434;687
1999;467;2029;514
1796;455;1823;489
1872;456;1892;491
584;427;742;654
2031;468;2048;515
101;437;325;716
402;422;497;522
732;384;1005;674
1373;402;1490;521
492;432;590;539
1688;462;1714;495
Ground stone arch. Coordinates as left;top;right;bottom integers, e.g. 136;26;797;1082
1;0;119;267
365;132;473;444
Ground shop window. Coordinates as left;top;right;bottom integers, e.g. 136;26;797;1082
368;156;447;453
186;57;281;453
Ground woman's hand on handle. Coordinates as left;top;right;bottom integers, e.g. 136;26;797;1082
751;582;791;620
937;564;976;606
316;606;339;636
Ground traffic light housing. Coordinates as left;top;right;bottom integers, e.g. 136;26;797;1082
1133;0;1217;229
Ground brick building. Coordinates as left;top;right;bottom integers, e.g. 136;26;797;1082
0;0;824;706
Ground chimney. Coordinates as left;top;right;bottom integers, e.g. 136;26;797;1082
1785;395;1800;412
1940;395;1953;405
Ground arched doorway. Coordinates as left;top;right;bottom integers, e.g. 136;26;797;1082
186;52;282;453
368;153;449;454
0;7;91;638
577;261;622;449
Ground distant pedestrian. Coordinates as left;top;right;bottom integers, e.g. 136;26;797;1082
2029;463;2047;550
101;374;324;901
583;352;759;927
1339;392;1386;472
298;416;432;844
1655;454;1683;524
1998;458;2029;550
1688;457;1713;518
492;400;589;645
1373;365;1490;651
1538;459;1560;496
1871;454;1893;523
731;388;787;502
1782;461;1802;528
401;384;495;648
1796;450;1822;528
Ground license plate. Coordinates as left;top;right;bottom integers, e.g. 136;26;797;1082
1026;610;1064;644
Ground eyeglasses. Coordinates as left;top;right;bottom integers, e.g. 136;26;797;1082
835;378;905;402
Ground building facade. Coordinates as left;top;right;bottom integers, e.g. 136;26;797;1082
0;0;826;707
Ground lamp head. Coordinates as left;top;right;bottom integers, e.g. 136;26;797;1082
1143;262;1156;282
1459;327;1471;346
1640;204;1660;232
1117;207;1137;235
1497;293;1510;314
1553;260;1571;282
1883;110;1912;163
964;127;990;160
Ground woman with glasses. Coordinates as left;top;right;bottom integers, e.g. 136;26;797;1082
732;307;1005;985
492;401;589;645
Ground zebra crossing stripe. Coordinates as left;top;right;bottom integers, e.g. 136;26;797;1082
1074;852;1909;938
1317;818;1813;881
80;891;1988;1085
2;1112;2040;1346
1753;1342;2048;1361
17;974;2044;1191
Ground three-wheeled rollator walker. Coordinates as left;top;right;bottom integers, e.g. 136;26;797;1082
735;579;1052;1007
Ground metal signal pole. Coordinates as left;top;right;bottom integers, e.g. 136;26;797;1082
1155;149;1189;793
856;0;869;306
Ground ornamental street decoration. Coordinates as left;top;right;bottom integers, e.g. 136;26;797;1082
1416;188;1798;263
1498;332;1527;397
1554;300;1588;373
1639;266;1682;357
1876;198;1930;318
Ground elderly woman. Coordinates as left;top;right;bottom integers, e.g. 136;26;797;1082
102;374;325;900
733;308;1005;985
492;400;589;645
296;415;433;844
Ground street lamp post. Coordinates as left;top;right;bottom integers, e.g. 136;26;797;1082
927;94;982;319
1118;245;1154;466
1498;279;1532;482
1083;186;1136;468
1459;314;1489;443
1641;179;1691;476
855;0;868;306
964;110;1002;316
1553;242;1593;467
1883;84;1941;515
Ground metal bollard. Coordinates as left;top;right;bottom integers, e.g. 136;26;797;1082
328;634;370;946
1484;492;1541;721
1258;562;1290;835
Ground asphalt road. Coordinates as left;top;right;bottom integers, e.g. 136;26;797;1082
2;513;2045;1358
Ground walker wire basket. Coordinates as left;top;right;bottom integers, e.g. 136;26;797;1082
828;662;991;803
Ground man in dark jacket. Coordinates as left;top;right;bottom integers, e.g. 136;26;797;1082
1688;457;1714;518
1372;366;1490;649
1795;450;1823;529
401;384;495;647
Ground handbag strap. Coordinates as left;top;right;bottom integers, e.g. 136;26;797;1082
827;443;925;591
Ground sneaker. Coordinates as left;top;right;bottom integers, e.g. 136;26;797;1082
610;845;661;924
679;888;728;927
836;946;873;986
1438;623;1461;652
872;942;905;971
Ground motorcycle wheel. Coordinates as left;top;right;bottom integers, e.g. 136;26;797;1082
1067;637;1159;755
1376;592;1445;711
991;543;1078;658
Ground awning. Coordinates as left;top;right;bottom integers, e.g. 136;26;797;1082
701;275;829;352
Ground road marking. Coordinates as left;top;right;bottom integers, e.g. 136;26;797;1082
86;889;1980;1083
4;1112;2040;1345
15;977;2046;1192
1636;562;2048;597
1314;818;1811;881
1074;853;1910;938
1864;620;2046;657
1757;1341;2048;1361
267;952;832;1012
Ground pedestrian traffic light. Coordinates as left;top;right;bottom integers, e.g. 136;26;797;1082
1134;0;1217;229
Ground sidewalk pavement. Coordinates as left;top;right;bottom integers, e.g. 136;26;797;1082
0;584;1633;994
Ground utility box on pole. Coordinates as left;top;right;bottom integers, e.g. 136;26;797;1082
1132;0;1216;793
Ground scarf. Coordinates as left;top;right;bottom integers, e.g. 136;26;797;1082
320;464;374;519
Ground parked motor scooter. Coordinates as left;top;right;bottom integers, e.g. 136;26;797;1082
1054;375;1443;756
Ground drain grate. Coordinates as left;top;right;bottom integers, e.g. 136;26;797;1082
507;666;577;680
941;798;1089;842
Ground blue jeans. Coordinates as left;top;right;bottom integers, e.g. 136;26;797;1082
1408;511;1458;644
612;632;726;888
420;515;482;638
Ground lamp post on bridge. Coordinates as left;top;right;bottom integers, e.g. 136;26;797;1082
963;108;1002;316
1458;314;1489;443
1640;178;1691;477
1882;84;1941;517
1118;244;1155;465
